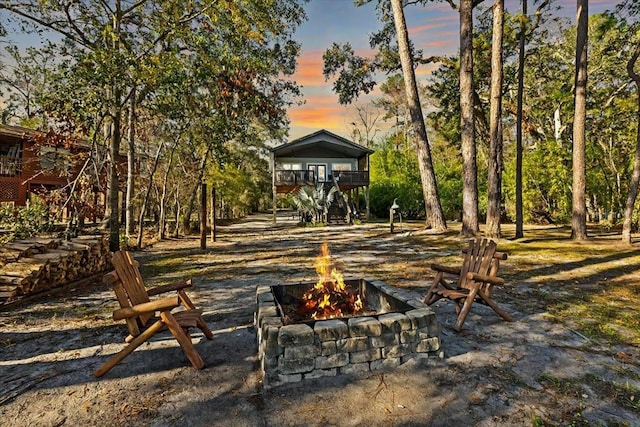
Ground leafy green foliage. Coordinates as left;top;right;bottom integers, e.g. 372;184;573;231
368;138;424;219
1;0;308;247
291;184;337;224
322;0;425;105
323;43;377;105
0;201;54;241
425;7;640;226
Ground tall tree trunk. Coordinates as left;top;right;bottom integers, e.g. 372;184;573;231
460;0;479;236
108;1;124;252
486;0;505;238
622;42;640;243
125;87;136;238
159;137;179;240
103;120;112;221
390;0;446;231
174;191;180;238
515;0;527;239
554;107;563;145
571;0;588;240
183;148;211;234
108;94;122;252
136;142;163;249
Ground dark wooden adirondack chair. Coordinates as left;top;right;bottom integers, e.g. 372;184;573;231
94;251;213;377
423;238;512;331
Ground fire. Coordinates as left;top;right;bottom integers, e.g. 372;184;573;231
298;243;366;320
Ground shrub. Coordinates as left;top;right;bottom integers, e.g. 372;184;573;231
0;200;55;240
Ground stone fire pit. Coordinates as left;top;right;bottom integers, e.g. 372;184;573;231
255;278;441;388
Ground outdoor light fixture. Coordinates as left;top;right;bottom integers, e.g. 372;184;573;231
390;198;402;232
390;198;399;211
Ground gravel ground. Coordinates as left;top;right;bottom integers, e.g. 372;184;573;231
1;212;639;426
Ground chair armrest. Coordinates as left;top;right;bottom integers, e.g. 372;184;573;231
430;264;461;276
466;272;504;286
103;270;119;285
113;296;180;320
147;279;193;296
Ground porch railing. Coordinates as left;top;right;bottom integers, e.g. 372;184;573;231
0;155;22;177
274;170;316;185
274;169;369;186
330;170;369;186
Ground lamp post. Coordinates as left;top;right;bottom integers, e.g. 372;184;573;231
390;198;401;233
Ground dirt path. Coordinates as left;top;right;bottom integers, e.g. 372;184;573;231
1;212;639;426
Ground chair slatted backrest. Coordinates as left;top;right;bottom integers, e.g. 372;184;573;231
458;238;497;290
111;251;154;332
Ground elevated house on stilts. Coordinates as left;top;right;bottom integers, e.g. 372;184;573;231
270;129;373;223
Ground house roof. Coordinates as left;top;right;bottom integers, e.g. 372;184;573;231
0;124;94;150
0;124;40;140
271;129;374;159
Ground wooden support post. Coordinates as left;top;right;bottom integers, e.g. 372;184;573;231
210;185;216;243
271;152;277;224
390;208;395;233
200;183;207;250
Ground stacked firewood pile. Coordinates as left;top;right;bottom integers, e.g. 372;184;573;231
0;235;112;302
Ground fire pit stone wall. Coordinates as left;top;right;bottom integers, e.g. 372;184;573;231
255;279;441;389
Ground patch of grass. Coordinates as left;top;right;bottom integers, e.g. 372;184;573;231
539;372;640;424
584;374;640;415
539;373;585;397
492;226;640;347
538;373;593;426
545;284;640;346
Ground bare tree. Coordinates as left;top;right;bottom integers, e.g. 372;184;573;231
350;103;381;147
571;0;588;240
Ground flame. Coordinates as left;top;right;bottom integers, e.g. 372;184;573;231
298;243;366;320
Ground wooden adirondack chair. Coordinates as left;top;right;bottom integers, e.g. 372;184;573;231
423;238;512;331
94;251;213;378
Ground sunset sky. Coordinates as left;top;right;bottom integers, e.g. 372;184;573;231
287;0;612;141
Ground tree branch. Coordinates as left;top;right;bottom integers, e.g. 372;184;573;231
0;5;93;49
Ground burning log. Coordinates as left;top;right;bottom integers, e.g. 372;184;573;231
296;243;366;321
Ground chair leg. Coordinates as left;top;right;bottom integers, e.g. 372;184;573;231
177;290;213;340
178;289;196;310
478;290;513;322
454;288;480;332
424;273;444;305
94;320;165;377
452;299;462;314
160;312;205;369
196;317;214;340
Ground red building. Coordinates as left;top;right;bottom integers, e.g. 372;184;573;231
0;124;107;213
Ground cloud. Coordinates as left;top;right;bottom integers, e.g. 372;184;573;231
295;46;378;88
288;97;345;130
295;51;326;87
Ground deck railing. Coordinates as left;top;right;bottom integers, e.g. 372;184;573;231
0;155;22;177
274;169;369;186
274;170;316;185
330;170;369;186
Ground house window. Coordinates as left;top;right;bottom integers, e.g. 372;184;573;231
331;163;352;171
281;163;302;170
40;146;70;172
307;164;327;182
